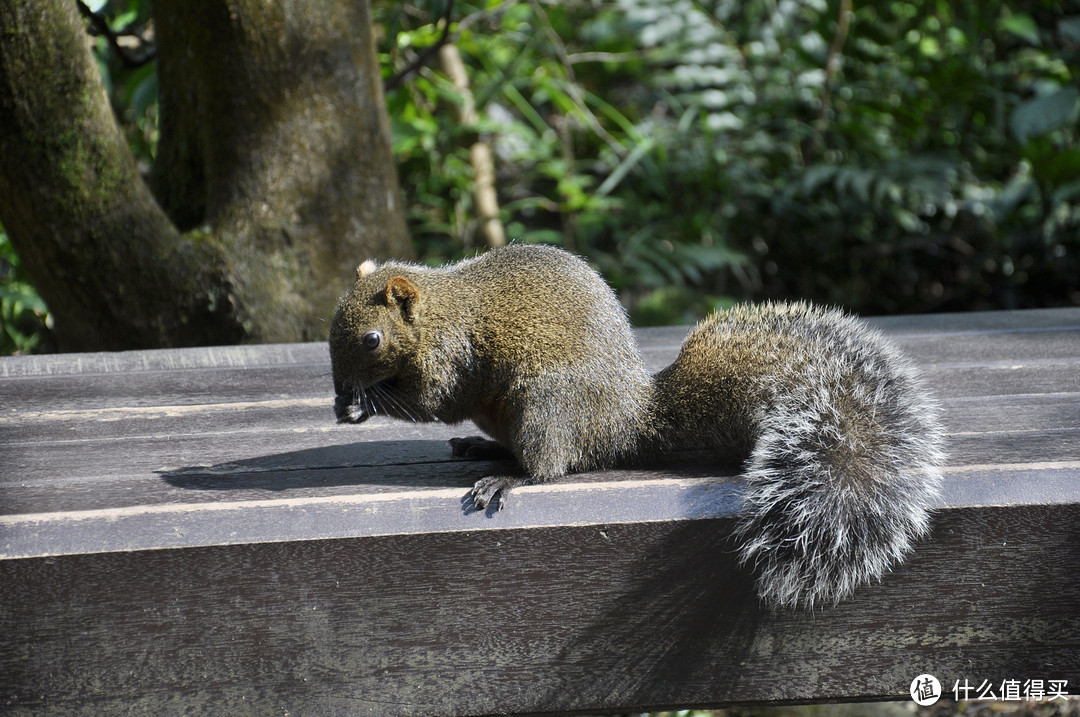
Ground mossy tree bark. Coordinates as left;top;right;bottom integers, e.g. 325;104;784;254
0;0;410;351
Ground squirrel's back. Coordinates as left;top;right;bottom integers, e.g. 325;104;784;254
455;245;644;374
655;302;945;607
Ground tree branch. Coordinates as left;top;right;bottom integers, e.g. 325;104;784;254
817;0;853;129
75;0;156;69
384;0;455;92
383;0;520;93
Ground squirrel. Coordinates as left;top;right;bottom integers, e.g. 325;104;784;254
329;244;945;608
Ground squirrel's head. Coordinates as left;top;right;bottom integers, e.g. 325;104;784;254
329;260;424;424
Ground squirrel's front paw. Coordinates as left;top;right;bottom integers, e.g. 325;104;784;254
470;476;521;511
334;393;369;424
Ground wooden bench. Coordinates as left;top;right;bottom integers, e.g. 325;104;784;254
2;308;1078;715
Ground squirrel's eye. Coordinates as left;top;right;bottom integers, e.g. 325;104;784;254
361;331;382;350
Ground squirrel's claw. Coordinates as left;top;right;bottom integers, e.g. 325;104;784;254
470;476;519;511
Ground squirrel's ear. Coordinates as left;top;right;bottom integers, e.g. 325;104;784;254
386;276;421;321
357;260;378;280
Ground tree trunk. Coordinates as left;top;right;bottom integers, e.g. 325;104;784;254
0;0;411;351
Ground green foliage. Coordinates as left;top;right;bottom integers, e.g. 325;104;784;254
378;0;1080;323
90;0;158;168
3;0;1078;353
378;0;760;317
0;226;52;354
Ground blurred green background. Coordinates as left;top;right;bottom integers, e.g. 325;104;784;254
2;0;1078;353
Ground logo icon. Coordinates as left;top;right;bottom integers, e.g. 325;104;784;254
911;674;942;706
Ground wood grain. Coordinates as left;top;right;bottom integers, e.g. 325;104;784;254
2;506;1077;715
1;307;1078;715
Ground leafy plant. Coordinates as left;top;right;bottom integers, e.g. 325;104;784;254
375;0;1079;323
3;0;1078;353
0;226;52;354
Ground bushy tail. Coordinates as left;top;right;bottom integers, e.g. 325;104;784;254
655;302;946;609
732;325;946;609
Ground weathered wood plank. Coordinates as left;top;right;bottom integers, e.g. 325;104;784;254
1;307;1078;715
2;424;1077;511
0;364;331;411
1;504;1077;715
0;342;330;378
867;305;1080;334
1;310;1076;487
1;308;1077;409
2;460;1079;559
1;385;1071;443
4;376;1077;463
3;403;1077;487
